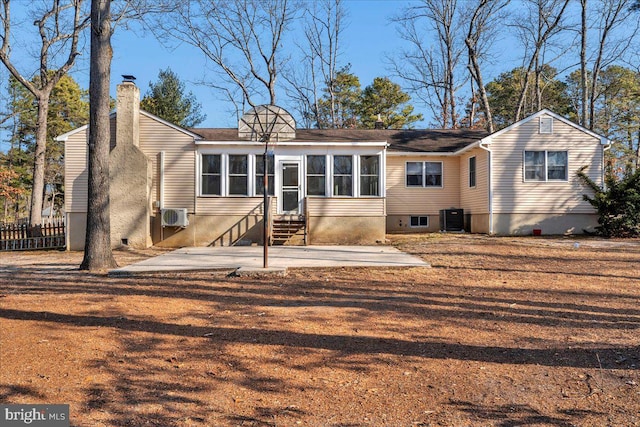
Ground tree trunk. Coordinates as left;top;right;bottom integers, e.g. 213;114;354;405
29;94;49;226
580;0;588;127
80;0;117;271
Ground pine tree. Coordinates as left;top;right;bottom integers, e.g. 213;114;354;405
140;68;206;128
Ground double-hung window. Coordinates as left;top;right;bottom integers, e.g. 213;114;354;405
406;161;443;187
228;155;248;195
255;154;274;196
360;155;380;196
307;155;326;196
524;151;567;181
201;154;221;196
333;155;353;196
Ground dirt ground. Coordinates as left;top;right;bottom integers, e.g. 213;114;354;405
1;234;639;427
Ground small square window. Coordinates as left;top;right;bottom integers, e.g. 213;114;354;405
410;216;429;227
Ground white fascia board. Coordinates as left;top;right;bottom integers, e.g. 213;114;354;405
195;140;388;148
56;112;117;141
480;109;610;146
387;141;483;157
387;151;458;157
56;124;89;141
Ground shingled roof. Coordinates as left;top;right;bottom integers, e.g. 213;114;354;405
191;128;490;153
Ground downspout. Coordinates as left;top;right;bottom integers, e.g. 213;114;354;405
602;139;611;190
159;151;165;242
479;139;493;235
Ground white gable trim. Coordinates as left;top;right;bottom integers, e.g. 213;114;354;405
55;111;203;142
480;109;610;146
55;112;116;142
140;110;203;139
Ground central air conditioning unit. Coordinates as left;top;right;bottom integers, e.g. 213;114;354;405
439;208;464;232
161;208;189;227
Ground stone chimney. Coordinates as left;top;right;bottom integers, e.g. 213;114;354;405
110;77;152;248
116;78;140;148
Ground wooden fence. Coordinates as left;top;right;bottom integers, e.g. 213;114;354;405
0;217;66;251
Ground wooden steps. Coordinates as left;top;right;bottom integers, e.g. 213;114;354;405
271;216;306;245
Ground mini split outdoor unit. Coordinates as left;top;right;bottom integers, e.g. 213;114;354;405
161;208;189;227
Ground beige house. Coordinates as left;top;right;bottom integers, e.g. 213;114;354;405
59;81;610;250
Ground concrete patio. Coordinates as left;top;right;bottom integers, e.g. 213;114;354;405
109;245;430;276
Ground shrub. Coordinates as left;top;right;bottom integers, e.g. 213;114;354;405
578;166;640;237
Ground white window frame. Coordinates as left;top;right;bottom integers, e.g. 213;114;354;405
227;154;249;196
332;154;354;197
306;154;328;197
359;155;380;197
405;161;443;188
523;150;568;182
254;154;275;197
200;153;223;197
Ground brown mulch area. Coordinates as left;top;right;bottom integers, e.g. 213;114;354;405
1;234;639;426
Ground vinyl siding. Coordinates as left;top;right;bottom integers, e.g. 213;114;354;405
386;155;460;214
307;197;385;217
196;197;266;215
138;114;196;212
459;148;489;214
64;129;89;212
489;114;602;214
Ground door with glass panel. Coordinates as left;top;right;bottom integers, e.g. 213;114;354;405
280;162;301;214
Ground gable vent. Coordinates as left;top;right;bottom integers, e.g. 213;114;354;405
540;117;553;134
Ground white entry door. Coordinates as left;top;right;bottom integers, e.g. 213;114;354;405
280;161;301;214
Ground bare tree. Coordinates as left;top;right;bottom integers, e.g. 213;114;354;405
391;0;466;129
464;0;509;133
0;0;89;225
284;0;346;128
80;0;116;270
158;0;299;109
510;0;570;122
585;0;638;129
580;0;588;127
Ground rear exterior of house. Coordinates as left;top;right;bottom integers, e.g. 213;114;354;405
60;81;609;250
485;112;608;235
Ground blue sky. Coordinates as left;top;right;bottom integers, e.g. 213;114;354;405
104;0;416;129
3;0;634;150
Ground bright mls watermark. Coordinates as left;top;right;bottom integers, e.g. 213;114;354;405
0;405;69;426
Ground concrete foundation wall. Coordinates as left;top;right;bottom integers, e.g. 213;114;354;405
470;213;491;234
386;215;440;233
308;216;385;245
67;212;87;251
492;213;598;235
157;214;385;247
156;214;264;247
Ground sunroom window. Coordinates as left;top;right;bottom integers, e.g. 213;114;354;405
360;155;380;196
255;154;275;196
201;154;221;195
333;155;353;196
228;155;248;195
307;155;326;196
